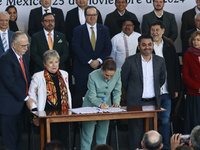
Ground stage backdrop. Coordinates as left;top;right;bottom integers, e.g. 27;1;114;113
0;0;196;52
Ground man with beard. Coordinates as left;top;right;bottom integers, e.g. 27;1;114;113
30;13;69;75
150;20;181;150
121;34;166;149
142;0;178;42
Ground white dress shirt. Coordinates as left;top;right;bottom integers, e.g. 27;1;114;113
154;40;169;94
78;7;85;25
141;55;155;98
42;6;51;15
111;31;141;70
0;29;9;52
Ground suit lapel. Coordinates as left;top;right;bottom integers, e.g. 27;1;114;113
41;31;49;50
83;24;93;51
136;53;143;82
152;55;158;85
75;7;81;25
8;30;12;49
0;36;3;53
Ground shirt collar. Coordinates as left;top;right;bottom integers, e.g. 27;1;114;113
195;6;200;14
44;29;54;36
0;29;8;35
154;10;163;18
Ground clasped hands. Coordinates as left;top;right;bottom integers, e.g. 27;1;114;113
100;103;121;109
90;60;100;69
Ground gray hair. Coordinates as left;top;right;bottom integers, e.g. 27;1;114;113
11;31;27;44
190;125;200;150
43;50;60;64
0;11;10;20
142;130;162;150
194;13;200;20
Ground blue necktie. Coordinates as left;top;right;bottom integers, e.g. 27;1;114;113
2;33;8;51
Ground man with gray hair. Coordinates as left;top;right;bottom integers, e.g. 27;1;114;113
141;130;163;150
0;11;14;56
182;13;200;56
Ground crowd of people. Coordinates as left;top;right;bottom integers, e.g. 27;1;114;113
0;0;200;150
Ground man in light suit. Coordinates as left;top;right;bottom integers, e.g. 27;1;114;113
181;0;200;41
28;0;65;37
30;13;69;75
142;0;178;42
72;6;112;108
0;31;35;150
121;34;166;149
0;11;14;56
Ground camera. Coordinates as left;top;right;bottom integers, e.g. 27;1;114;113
180;135;190;144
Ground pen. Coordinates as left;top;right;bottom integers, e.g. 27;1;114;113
102;98;105;103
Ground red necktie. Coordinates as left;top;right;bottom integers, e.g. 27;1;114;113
19;57;28;95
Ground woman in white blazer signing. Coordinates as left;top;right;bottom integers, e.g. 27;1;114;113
28;50;72;149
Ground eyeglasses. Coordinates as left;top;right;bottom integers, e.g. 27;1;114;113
123;23;134;27
19;44;30;48
43;19;55;23
86;14;97;17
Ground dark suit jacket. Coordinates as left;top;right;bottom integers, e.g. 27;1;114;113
28;6;65;37
142;11;178;41
181;7;196;41
72;23;112;79
121;53;166;107
0;30;14;56
65;7;103;46
0;49;30;116
104;9;140;38
182;28;196;56
30;30;69;74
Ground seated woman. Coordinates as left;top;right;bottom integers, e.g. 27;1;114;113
81;57;121;150
5;5;25;32
28;50;72;148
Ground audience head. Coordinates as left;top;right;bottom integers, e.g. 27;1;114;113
153;0;165;11
11;31;29;57
43;140;65;150
101;57;116;81
194;13;200;30
189;30;200;49
43;50;60;73
196;0;200;10
76;0;89;9
0;11;10;32
41;13;55;32
138;34;154;57
121;16;139;36
93;144;113;150
5;5;18;22
115;0;128;14
189;125;200;150
141;130;163;150
175;145;191;150
40;0;52;8
84;6;98;26
150;20;165;42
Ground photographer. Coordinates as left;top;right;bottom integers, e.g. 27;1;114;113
170;125;200;150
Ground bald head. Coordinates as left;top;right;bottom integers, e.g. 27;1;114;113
141;130;163;150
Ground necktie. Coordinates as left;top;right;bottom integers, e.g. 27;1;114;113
19;57;28;95
48;32;53;50
44;9;49;14
2;33;8;51
123;35;129;57
90;27;96;51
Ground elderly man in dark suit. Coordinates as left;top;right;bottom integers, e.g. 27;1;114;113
121;34;166;149
30;13;69;75
72;6;112;108
182;13;200;56
28;0;65;37
142;0;178;42
0;11;14;56
181;0;200;41
0;31;35;150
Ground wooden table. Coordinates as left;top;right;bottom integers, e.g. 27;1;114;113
32;105;165;150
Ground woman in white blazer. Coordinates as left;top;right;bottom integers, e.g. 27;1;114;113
28;50;72;149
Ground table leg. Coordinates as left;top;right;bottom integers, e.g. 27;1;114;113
40;119;45;150
153;113;158;131
145;118;149;132
46;118;51;143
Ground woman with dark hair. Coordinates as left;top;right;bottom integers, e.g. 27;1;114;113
5;5;25;32
81;57;121;150
183;30;200;134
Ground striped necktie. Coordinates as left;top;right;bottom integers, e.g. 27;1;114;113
123;35;129;57
2;33;8;51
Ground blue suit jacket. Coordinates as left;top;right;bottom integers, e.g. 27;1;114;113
72;23;112;79
0;48;30;115
0;30;14;56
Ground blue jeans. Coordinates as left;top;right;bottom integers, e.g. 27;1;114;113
158;94;171;150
